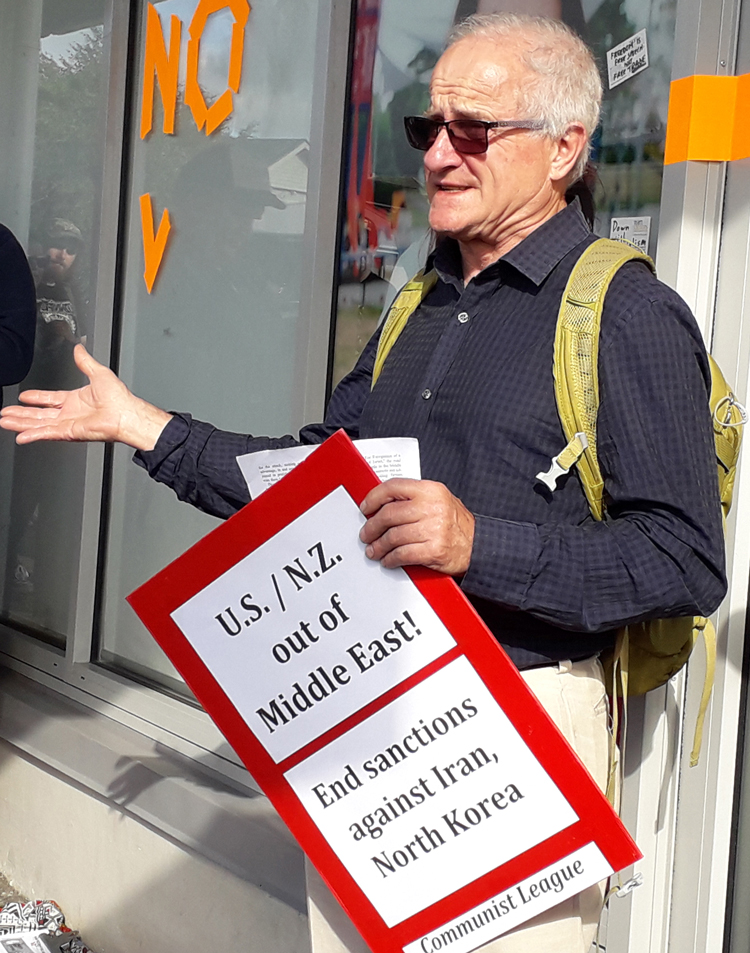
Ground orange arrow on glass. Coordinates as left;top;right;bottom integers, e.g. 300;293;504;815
140;192;171;293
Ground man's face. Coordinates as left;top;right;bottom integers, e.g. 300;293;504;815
424;36;558;253
46;244;77;277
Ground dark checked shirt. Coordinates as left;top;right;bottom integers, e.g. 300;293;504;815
135;201;726;670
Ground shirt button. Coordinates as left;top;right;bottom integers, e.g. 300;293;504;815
457;311;470;323
421;388;432;400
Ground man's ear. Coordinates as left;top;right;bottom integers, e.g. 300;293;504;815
550;122;588;184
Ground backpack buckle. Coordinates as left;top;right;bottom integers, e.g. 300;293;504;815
714;394;747;428
536;432;588;492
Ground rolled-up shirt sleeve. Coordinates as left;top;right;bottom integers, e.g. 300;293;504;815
461;288;727;633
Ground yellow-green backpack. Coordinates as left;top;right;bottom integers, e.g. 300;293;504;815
373;238;745;769
542;238;744;770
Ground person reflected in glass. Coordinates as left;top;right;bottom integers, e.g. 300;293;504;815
3;218;87;637
455;0;585;34
28;218;87;392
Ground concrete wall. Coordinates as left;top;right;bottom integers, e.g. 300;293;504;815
0;672;310;953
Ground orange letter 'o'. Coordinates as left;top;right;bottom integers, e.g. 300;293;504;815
185;0;251;136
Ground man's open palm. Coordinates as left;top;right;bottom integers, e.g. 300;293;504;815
0;345;172;450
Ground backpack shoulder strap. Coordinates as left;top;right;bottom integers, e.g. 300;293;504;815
372;270;438;389
707;352;746;522
552;237;655;519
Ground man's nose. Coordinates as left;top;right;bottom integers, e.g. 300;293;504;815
424;127;462;171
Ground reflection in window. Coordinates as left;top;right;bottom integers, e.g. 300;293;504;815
0;4;109;645
331;0;677;387
97;0;322;690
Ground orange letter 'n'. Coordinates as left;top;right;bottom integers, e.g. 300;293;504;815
140;3;181;138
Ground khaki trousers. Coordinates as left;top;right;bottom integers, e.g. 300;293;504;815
307;656;611;953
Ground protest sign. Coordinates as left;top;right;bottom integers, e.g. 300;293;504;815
128;430;640;953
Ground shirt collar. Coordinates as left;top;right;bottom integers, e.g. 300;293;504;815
432;199;591;288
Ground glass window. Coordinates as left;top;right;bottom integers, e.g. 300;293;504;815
0;0;112;646
331;0;677;387
97;0;327;690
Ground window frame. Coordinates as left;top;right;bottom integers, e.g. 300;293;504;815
600;0;750;948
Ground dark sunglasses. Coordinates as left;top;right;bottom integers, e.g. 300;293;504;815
404;115;546;155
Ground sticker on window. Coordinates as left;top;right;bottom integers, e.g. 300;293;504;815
607;30;649;89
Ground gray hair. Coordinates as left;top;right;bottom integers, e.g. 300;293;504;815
447;14;602;181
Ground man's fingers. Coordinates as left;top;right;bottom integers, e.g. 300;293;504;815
1;406;61;423
360;478;423;516
13;423;71;444
2;415;46;431
370;539;451;571
363;522;427;560
0;414;51;435
359;500;421;544
0;408;80;443
13;389;67;409
73;343;106;379
377;543;431;570
358;478;475;576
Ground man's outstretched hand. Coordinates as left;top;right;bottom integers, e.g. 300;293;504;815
359;478;475;575
0;344;172;451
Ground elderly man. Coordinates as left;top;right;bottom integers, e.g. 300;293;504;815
0;14;725;953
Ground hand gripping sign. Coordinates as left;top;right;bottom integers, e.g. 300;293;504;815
128;430;640;953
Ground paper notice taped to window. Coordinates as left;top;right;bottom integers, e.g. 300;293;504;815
610;216;651;253
606;29;649;89
238;436;421;498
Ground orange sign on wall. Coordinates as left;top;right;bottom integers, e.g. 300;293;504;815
665;73;750;164
139;0;252;292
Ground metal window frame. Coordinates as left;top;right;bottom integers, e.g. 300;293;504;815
602;0;750;948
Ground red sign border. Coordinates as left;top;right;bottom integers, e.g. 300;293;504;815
127;430;640;953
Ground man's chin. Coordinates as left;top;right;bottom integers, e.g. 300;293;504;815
428;204;477;240
428;218;472;242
